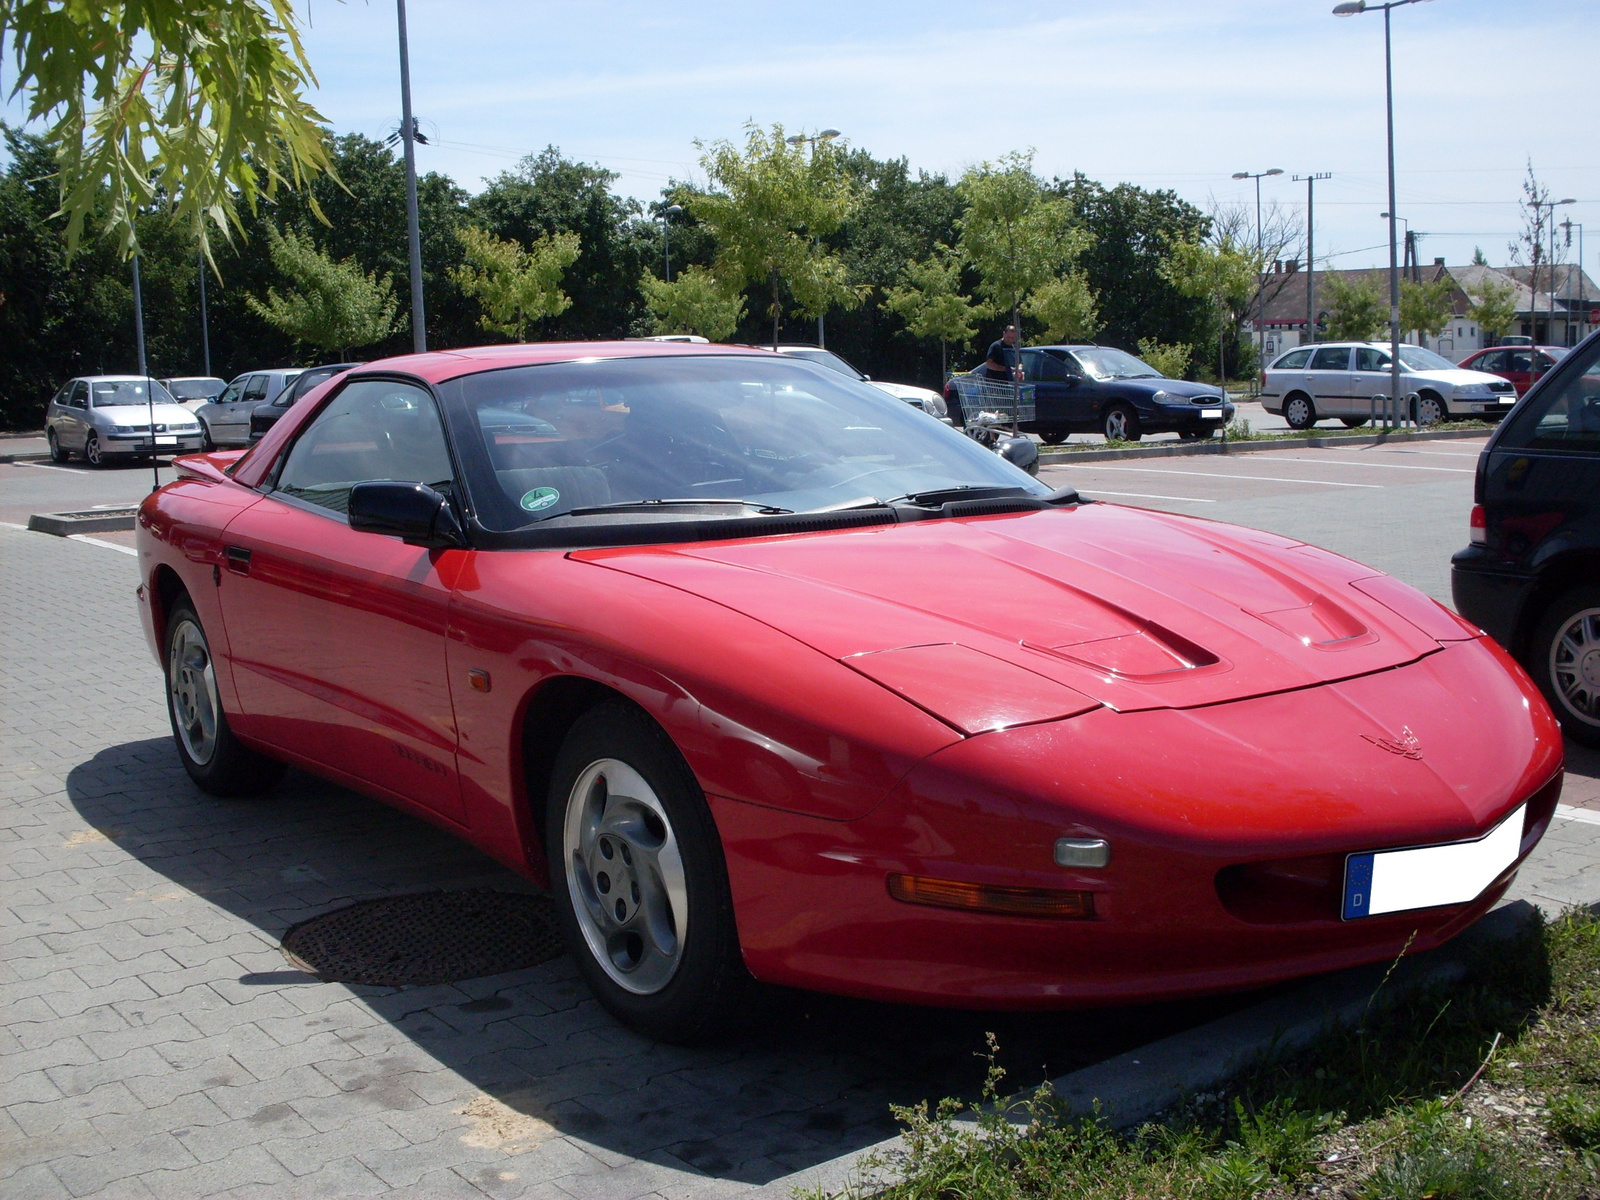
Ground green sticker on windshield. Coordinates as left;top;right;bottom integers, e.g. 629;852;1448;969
520;487;561;512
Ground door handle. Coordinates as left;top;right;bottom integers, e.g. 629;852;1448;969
224;545;252;576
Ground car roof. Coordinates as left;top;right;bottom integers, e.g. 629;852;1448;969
70;375;171;384
341;341;783;385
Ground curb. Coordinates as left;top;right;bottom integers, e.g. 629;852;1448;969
1038;427;1489;467
746;900;1538;1200
27;507;139;536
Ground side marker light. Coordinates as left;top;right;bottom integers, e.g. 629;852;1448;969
887;874;1094;919
1055;837;1111;868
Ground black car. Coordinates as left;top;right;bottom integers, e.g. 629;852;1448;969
1451;329;1600;746
248;362;363;442
944;345;1233;443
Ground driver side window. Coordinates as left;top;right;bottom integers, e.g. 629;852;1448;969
277;381;454;515
1503;343;1600;452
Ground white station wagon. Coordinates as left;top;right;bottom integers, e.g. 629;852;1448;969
1261;342;1516;429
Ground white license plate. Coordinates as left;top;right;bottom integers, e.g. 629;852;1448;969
1200;408;1223;419
1343;804;1523;919
156;435;177;445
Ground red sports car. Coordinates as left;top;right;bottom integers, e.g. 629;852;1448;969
136;342;1563;1042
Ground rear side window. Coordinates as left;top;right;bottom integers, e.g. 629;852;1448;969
242;376;271;403
1502;341;1600;452
1273;348;1312;370
1310;347;1350;371
1474;350;1506;372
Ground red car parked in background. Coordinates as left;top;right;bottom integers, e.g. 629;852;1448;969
136;341;1562;1043
1459;345;1570;397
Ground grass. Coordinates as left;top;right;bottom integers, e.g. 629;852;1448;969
1044;417;1492;453
819;908;1600;1200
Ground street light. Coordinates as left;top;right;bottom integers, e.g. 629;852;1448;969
1232;167;1283;380
1537;197;1577;344
787;129;842;346
1334;0;1431;425
656;203;683;283
1563;218;1587;346
396;0;426;353
1294;173;1332;345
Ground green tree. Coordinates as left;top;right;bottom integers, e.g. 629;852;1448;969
246;226;400;356
882;249;979;377
639;265;744;341
1162;236;1260;382
692;123;863;347
956;151;1091;337
1400;277;1455;341
1323;274;1387;342
454;225;580;341
1056;174;1211;351
1137;338;1193;379
1;0;333;259
1024;272;1099;343
1467;275;1519;344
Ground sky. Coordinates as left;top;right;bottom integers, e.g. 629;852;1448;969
6;0;1598;275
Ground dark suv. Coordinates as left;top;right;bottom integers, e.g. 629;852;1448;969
248;362;362;442
1451;329;1600;746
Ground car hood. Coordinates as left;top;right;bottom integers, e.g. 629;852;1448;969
1114;378;1225;400
871;380;944;403
95;404;198;425
576;504;1474;730
1409;368;1503;388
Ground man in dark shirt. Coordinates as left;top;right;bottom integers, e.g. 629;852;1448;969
984;325;1022;381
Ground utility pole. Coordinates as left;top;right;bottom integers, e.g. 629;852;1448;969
396;0;427;353
1294;173;1331;346
198;249;212;377
131;252;159;493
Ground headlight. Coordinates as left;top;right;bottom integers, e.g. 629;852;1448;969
1150;390;1169;405
928;394;948;418
110;425;139;434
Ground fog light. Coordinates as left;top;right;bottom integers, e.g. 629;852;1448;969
1055;837;1111;868
887;873;1094;919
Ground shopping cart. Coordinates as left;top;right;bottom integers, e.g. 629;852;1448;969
949;376;1036;434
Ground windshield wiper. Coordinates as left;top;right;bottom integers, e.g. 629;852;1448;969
881;485;1036;507
557;498;794;518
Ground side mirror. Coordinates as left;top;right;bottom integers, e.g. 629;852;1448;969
348;481;467;549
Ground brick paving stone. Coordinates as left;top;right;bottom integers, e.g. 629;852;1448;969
0;1162;76;1200
136;1144;294;1200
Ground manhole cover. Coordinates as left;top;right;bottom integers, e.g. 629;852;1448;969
281;890;563;986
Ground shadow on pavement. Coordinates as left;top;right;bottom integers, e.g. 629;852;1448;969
68;736;1261;1184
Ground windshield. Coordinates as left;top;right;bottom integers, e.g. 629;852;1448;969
778;348;866;380
167;379;223;400
440;355;1045;533
1395;345;1458;372
90;380;176;408
1070;348;1162;380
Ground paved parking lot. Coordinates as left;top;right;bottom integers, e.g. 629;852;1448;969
4;442;1598;1199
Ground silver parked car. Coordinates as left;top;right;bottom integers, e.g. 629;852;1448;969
45;377;205;466
772;345;949;419
195;367;306;448
159;376;227;406
1260;341;1516;429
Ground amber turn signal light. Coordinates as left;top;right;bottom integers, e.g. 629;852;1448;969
887;873;1095;919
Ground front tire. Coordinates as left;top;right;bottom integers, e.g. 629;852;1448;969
547;703;748;1043
1529;587;1600;749
1284;393;1315;430
165;597;285;795
1103;403;1142;442
1413;392;1445;426
1039;430;1068;445
83;430;104;467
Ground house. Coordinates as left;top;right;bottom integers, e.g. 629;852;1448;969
1243;259;1599;363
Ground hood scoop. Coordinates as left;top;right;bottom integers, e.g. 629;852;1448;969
1248;595;1375;651
1033;623;1221;681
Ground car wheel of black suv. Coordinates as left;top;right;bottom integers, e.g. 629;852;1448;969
547;702;750;1043
166;597;286;795
1040;430;1068;445
1529;586;1600;749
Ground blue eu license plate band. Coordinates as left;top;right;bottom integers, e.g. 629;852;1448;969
1342;853;1375;920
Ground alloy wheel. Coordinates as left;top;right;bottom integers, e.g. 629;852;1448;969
1550;606;1600;732
83;431;102;466
168;618;220;765
562;757;688;995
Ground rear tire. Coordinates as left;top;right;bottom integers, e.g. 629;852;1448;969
1284;393;1315;430
1040;430;1068;445
1342;417;1369;429
1528;587;1600;749
1103;403;1142;443
165;597;285;795
546;703;749;1043
47;429;69;462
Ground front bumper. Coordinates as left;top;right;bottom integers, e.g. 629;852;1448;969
106;435;206;455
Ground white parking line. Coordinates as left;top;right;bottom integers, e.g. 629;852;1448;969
12;460;79;474
68;534;138;557
1557;804;1600;827
1087;465;1383;489
1268;456;1474;474
1083;489;1216;504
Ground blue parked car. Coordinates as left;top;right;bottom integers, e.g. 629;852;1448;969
945;345;1232;443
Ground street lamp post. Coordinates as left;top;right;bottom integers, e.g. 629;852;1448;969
657;204;683;283
396;0;427;353
1294;173;1331;346
1542;198;1576;344
1564;219;1587;344
786;128;841;347
1231;167;1283;381
1334;0;1430;426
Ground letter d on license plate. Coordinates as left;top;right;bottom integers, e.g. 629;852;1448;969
1343;804;1524;920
